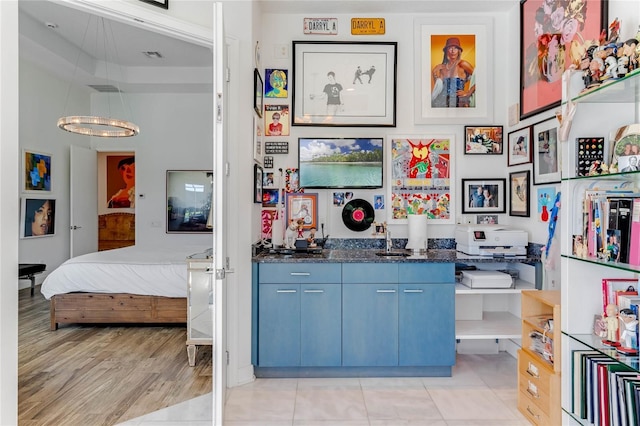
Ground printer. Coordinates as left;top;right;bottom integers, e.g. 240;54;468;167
455;225;528;257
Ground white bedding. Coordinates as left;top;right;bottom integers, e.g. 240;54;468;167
41;245;211;300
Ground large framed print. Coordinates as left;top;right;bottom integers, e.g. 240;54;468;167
23;149;52;192
520;0;607;120
292;41;397;127
509;170;530;217
533;117;561;185
387;135;455;224
20;198;56;238
166;170;213;234
414;16;493;124
285;192;318;230
507;126;533;166
461;178;506;214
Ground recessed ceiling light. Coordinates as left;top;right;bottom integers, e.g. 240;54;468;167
143;51;163;59
45;22;58;29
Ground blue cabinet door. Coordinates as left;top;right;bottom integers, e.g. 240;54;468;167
301;283;342;366
258;283;300;367
399;283;455;366
343;283;398;366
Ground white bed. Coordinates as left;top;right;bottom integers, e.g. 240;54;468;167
42;245;211;330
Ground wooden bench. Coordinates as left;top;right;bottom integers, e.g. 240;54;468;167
19;263;46;297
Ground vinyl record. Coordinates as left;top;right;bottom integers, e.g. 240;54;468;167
342;199;374;232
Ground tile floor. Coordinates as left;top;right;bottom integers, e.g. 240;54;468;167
119;353;530;426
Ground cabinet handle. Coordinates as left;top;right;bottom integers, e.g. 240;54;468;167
276;289;297;293
526;388;540;399
526;362;540;378
525;406;540;420
290;272;311;276
377;289;396;293
403;289;424;293
525;369;540;379
303;290;324;293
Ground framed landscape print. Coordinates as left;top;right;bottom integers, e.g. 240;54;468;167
292;41;397;127
20;198;56;238
414;16;493;124
519;0;607;119
507;126;533;166
509;170;530;217
23;149;52;192
166;170;213;234
461;178;505;214
464;126;503;155
533;117;561;185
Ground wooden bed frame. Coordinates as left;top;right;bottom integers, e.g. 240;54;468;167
50;293;187;330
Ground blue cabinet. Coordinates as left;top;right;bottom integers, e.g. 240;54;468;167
301;283;341;366
258;283;300;367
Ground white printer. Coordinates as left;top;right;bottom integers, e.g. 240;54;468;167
455;225;528;257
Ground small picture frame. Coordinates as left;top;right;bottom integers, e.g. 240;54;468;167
253;117;263;163
262;189;280;208
253;68;264;118
285;192;318;230
264;69;288;98
610;123;640;171
533;117;560;185
464;126;503;154
254;164;263;204
476;214;498;225
20;198;56;238
575;137;605;176
507;126;533;166
23;149;52;192
509;170;530;217
461;178;505;214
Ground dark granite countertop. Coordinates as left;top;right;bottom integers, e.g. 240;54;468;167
253;248;539;264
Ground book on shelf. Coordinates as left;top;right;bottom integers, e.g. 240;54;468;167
573;349;601;418
629;198;640;267
612;371;640;426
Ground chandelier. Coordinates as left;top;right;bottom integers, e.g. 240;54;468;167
57;16;139;138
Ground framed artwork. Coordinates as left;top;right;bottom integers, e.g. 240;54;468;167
476;214;498;225
264;69;288;98
519;0;607;119
536;186;556;223
262;189;280;207
20;198;55;238
576;136;605;176
464;126;503;155
509;170;530;217
23;149;52;192
414;16;493;124
461;178;506;214
106;155;135;209
253;68;263;118
264;105;290;136
507;126;533;166
610;123;640;170
285;192;318;230
387;135;455;224
254;164;263;204
253;117;263;164
139;0;168;9
166;170;213;234
533;117;561;185
292;41;397;127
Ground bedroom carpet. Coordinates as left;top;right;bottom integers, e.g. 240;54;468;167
18;285;212;425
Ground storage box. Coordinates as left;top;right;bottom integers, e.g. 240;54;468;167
460;270;513;289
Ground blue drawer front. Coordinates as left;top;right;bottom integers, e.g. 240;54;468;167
342;263;398;283
259;263;342;284
398;263;454;283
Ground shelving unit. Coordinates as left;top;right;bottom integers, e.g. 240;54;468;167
560;70;640;424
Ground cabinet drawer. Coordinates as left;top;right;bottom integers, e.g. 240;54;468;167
517;393;551;426
399;263;454;283
518;371;551;414
518;349;554;396
259;263;341;284
342;263;398;283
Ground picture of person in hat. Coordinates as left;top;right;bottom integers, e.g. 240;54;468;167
431;36;475;108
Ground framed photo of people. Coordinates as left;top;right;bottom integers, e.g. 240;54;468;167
533;117;561;185
285;192;318;230
23;149;52;192
166;170;213;234
509;170;530;217
519;0;607;119
463;126;503;155
291;41;397;127
387;135;455;224
507;126;533;166
461;178;506;214
20;198;56;238
414;16;494;124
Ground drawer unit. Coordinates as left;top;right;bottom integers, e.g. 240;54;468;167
258;263;341;284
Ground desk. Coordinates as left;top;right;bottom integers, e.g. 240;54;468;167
19;263;46;296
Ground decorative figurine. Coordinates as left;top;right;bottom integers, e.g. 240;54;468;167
307;227;317;248
603;303;621;346
284;219;298;248
618;308;639;355
296;218;305;239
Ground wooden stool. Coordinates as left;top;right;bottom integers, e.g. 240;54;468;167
19;264;46;297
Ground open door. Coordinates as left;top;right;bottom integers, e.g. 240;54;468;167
70;145;98;257
212;2;228;424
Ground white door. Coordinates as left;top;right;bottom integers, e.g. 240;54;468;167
70;145;98;257
212;3;228;424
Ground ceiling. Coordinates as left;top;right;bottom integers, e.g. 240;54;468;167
19;1;213;93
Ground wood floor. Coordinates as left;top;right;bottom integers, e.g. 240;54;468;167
18;286;212;426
